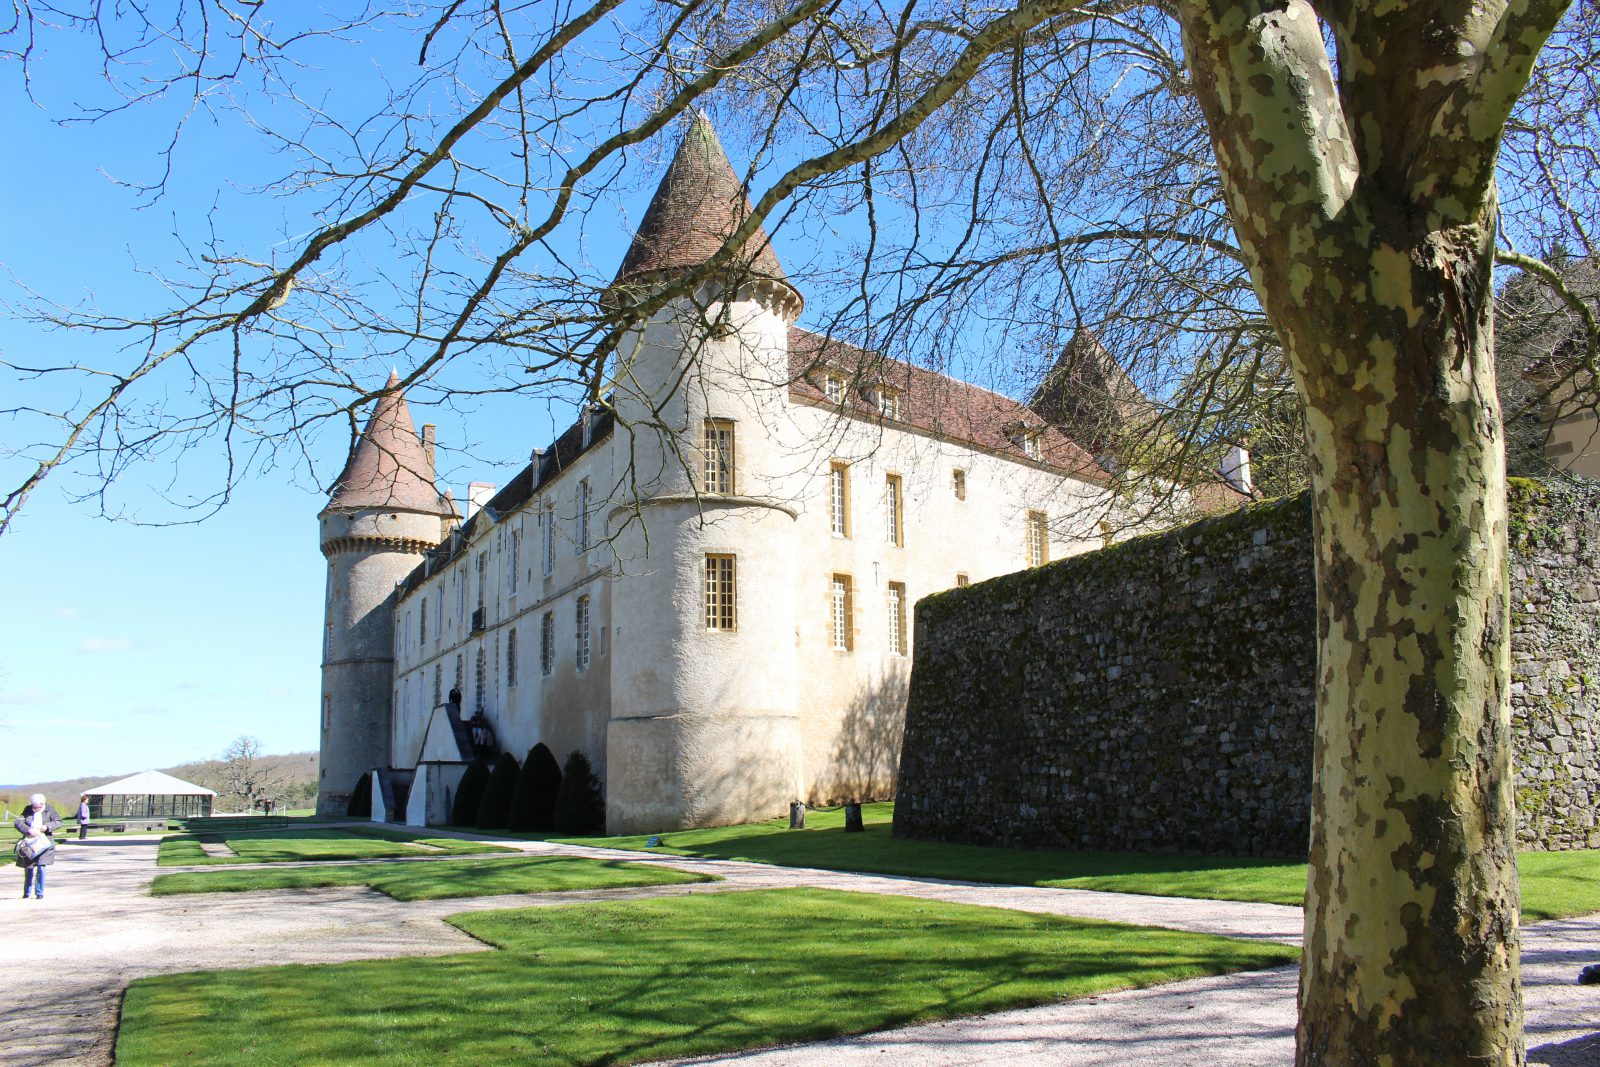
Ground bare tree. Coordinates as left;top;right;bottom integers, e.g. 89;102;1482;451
218;735;286;814
5;0;1599;1060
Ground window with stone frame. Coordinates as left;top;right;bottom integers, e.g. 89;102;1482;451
952;468;967;500
704;418;736;494
705;554;737;631
506;627;518;687
824;372;845;404
887;581;908;655
829;462;850;537
508;530;520;594
577;479;592;553
1026;510;1050;567
433;664;441;707
884;473;904;547
830;574;854;651
474;645;486;710
575;595;591;670
542;500;555;575
540;611;555;676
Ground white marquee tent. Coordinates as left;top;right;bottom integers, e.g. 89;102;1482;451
84;770;217;819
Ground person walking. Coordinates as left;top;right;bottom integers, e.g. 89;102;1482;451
76;795;91;841
14;793;62;900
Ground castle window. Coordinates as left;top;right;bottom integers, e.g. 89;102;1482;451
575;595;591;670
540;612;554;676
830;574;853;651
873;386;902;420
419;603;426;644
474;646;486;711
404;612;412;654
1026;510;1050;567
824;373;845;404
956;573;970;588
455;569;465;625
454;654;464;693
508;531;520;594
1022;430;1043;461
476;552;488;610
324;621;332;661
506;627;518;687
884;473;904;547
435;590;442;640
829;462;850;537
705;554;737;631
433;665;441;707
578;479;592;553
542;500;555;575
887;582;907;655
704;418;736;494
952;468;966;500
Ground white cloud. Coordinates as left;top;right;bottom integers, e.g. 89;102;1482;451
77;637;132;654
0;688;61;707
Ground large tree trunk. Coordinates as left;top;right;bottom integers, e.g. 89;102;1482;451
1175;2;1542;1061
1291;229;1521;1064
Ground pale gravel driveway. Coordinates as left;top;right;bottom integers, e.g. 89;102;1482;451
1;829;1594;1067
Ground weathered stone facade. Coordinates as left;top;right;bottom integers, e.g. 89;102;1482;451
896;480;1600;856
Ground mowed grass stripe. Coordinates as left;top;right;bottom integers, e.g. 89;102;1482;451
116;888;1299;1066
581;802;1600;921
158;826;514;866
151;854;715;900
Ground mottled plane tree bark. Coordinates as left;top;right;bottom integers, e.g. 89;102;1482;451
1178;1;1567;1061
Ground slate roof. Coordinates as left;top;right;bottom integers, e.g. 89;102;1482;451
325;372;456;516
612;113;790;291
787;327;1110;482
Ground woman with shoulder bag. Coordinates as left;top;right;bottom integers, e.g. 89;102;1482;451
14;793;62;900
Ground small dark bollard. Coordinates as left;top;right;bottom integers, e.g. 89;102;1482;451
789;802;806;829
844;802;864;833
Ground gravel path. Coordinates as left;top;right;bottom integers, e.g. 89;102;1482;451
0;831;1593;1066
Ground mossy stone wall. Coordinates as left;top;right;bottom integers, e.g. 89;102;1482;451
895;481;1600;856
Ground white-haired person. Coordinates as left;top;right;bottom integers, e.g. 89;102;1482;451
14;793;62;900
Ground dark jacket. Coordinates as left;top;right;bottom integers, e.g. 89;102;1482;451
14;804;63;867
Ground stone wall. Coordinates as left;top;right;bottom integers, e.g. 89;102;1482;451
895;480;1600;856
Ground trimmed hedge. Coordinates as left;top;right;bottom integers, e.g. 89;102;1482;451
553;750;606;835
474;752;522;829
450;761;491;826
508;743;563;832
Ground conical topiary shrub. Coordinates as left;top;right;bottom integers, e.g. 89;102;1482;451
346;773;372;818
474;751;521;829
507;743;563;832
450;760;491;826
553;750;606;835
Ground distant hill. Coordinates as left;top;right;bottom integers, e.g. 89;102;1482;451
0;751;319;814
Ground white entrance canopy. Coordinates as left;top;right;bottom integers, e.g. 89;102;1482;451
84;769;218;819
85;770;217;797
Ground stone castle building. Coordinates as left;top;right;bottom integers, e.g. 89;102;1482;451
316;115;1235;832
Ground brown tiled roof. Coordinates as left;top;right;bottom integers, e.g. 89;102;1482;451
325;372;457;516
787;328;1108;482
612;113;790;290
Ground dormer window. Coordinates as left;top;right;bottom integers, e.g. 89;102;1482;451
1019;429;1043;461
824;373;845;404
869;385;902;420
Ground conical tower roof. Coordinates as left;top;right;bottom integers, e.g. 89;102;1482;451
612;113;793;294
324;372;456;516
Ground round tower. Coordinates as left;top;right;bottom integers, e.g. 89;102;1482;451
603;113;808;832
317;374;457;815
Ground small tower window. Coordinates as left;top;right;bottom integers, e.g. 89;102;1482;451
540;611;555;676
952;468;967;500
872;386;902;420
704;418;736;494
705;554;737;631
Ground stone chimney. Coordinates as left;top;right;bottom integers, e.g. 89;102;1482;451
467;482;497;519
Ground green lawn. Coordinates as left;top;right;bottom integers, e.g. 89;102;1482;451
150;854;716;900
157;826;516;866
577;803;1600;921
116;888;1298;1066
